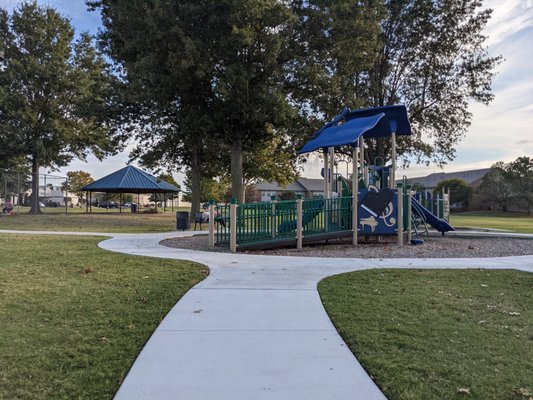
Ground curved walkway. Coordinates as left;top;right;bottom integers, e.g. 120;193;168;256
3;229;533;400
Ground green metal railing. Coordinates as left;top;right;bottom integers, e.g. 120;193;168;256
215;204;231;244
237;201;276;244
214;196;354;248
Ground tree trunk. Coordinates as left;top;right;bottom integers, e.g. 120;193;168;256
190;148;202;216
29;155;41;214
230;138;244;203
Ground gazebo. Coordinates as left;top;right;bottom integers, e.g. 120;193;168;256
82;165;181;212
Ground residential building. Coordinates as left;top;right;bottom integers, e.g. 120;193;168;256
402;168;491;188
254;178;325;201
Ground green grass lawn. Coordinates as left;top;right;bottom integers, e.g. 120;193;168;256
319;269;533;400
451;211;533;233
0;209;191;233
0;234;207;400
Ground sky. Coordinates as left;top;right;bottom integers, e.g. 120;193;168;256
1;0;532;185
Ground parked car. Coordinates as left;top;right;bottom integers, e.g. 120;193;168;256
97;201;118;208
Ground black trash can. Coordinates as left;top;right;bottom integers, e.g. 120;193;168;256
131;204;138;213
176;211;190;230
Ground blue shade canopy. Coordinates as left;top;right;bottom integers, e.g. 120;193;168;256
299;105;411;154
299;114;385;154
82;165;180;193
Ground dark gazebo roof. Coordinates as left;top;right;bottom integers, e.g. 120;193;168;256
82;165;180;194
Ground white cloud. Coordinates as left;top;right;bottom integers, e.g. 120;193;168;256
0;0;20;11
483;0;533;46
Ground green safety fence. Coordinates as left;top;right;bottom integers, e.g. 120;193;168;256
215;203;231;244
214;196;354;247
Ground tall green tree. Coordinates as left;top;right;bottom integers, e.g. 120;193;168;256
435;178;472;209
480;158;533;214
291;0;500;167
0;3;114;214
290;1;383;119
505;157;533;215
479;162;512;211
368;0;500;165
62;170;94;205
148;173;181;205
89;0;226;213
91;0;305;206
212;0;303;203
182;174;230;204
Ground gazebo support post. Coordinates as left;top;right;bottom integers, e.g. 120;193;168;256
86;191;88;213
119;193;122;213
64;177;68;214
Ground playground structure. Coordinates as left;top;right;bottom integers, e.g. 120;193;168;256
208;105;454;252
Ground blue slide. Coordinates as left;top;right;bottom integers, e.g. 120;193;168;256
411;198;455;233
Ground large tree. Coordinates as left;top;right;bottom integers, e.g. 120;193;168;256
0;3;114;213
212;0;303;203
89;0;227;213
480;157;533;214
479;162;512;211
291;0;500;167
435;178;472;209
91;0;306;206
290;1;383;119
368;0;500;166
506;157;533;215
62;170;94;205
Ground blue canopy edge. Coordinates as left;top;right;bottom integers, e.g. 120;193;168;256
299;113;385;154
299;105;411;154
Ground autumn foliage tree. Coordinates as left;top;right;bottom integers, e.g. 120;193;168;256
62;171;94;205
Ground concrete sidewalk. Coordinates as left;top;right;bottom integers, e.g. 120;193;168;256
4;229;533;399
99;232;532;400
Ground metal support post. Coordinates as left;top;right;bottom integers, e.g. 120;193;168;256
329;147;335;194
390;132;396;188
407;187;413;243
271;195;277;239
43;174;46;214
296;196;303;249
352;144;358;245
17;172;20;213
208;199;215;247
397;185;403;246
360;138;368;186
230;198;237;253
323;150;329;199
